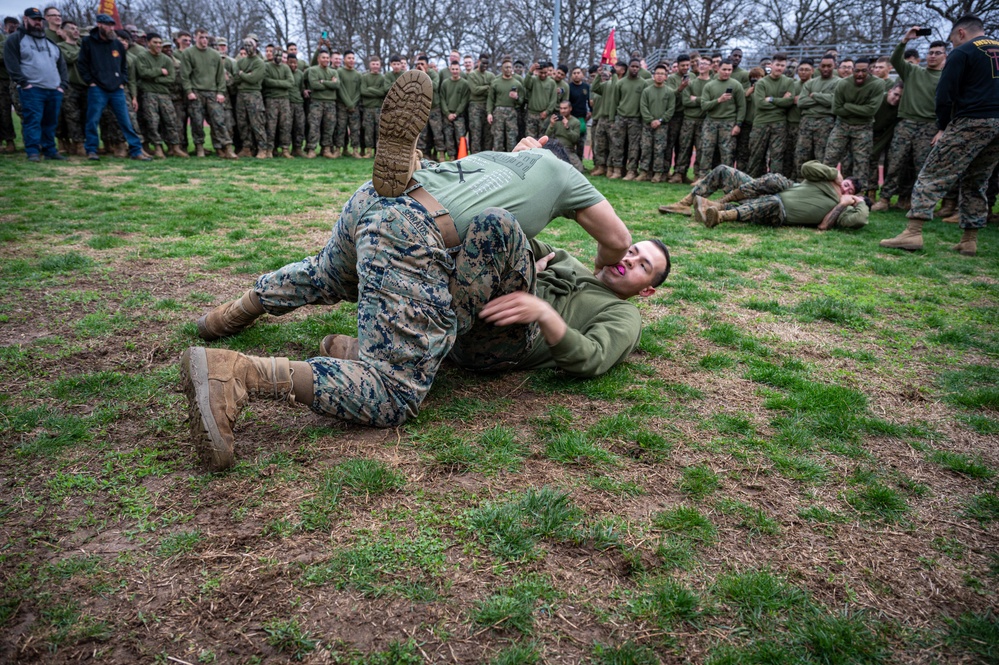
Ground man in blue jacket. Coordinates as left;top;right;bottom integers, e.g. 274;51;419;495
2;7;67;161
77;13;149;160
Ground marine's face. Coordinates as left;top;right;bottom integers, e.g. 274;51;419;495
717;63;732;80
770;59;787;77
853;62;868;85
841;178;856;195
838;60;854;77
195;32;209;49
820;59;835;78
344;52;355;68
598;241;668;298
628;62;640;77
797;63;813;81
677;60;690;76
449;63;460;79
501;61;513;77
369;58;381;73
149;36;162;55
318;52;330;67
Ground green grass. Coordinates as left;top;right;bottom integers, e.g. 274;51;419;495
467;487;585;560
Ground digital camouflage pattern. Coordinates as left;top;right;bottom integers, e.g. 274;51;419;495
823;120;872;191
290;100;306;150
640;123;670;174
60;85;86;143
142;91;180;145
880;119;936;200
908;117;999;230
610;115;642;170
307;100;336;150
795;115;835;176
361;106;380;152
491;106;518;152
747;122;787;177
468;101;489;153
265;97;291;150
699;118;737;173
783;122;799;177
236;90;266;151
335;102;361;151
418;107;447;155
591;117;611;168
444;115;467;158
190;90;232;147
677;117;703;176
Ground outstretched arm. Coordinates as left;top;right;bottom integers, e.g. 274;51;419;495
574;200;633;270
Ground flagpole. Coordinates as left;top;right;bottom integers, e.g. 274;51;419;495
551;0;560;65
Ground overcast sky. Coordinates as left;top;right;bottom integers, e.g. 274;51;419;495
1;1;28;23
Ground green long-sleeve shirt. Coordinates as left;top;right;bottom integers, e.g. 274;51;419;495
591;75;617;119
440;76;471;116
57;41;85;87
487;76;520;112
779;161;866;228
890;41;942;122
666;73;688;119
701;78;746;122
514;240;642;378
753;74;795;125
798;75;838;117
614;75;647;118
337;67;361;108
467;69;494;103
180;46;225;94
262;61;293;99
832;76;882;125
640;83;675;125
289;68;305;104
360;72;388;109
545;114;581;149
788;80;804;124
126;49;139;99
683;77;710;119
136;49;174;95
524;73;556;113
307;65;338;101
235;54;266;92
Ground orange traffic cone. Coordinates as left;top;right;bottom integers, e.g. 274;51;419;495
457;136;468;159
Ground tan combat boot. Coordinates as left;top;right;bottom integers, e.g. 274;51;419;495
943;213;960;224
196;145;207;157
292;147;304;158
936;198;957;218
718;189;746;204
634;171;650;182
607;167;622;180
319;334;360;360
659;192;695;215
256;149;269;159
180;347;308;471
222;145;238;160
350;149;362;158
236;146;253;158
704;207;739;228
590;165;606;176
373;70;433;197
623;170;637;181
952;229;978;256
895;194;911;210
870;197;891;212
668;172;684;184
321;146;336;158
304;148;316;159
879;219;925;251
196;289;265;341
282;146;293;158
169;144;189;158
153;145;166;159
113;142;128;158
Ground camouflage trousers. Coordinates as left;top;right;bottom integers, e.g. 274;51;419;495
795;115;835;176
823;120;872;191
640;123;670;174
141;92;180;146
265;97;291;150
468;101;489;153
692;164;793;201
783;122;799;178
677;116;703;177
747;121;787;177
224;94;237;150
335;102;361;151
9;81;22;118
419;107;447;155
173;98;189;147
735;122;751;171
0;79;16;142
253;184;534;425
667;113;684;173
236;91;265;151
290;102;306;149
190;90;232;148
610;115;642;170
699;118;736;174
59;84;87;143
491;106;519;152
591;117;612;167
909;116;999;230
881;119;936;200
525;112;549;139
361;106;380;152
307;100;337;150
728;195;786;226
445;115;467;158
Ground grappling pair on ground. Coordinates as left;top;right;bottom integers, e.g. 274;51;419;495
182;70;671;472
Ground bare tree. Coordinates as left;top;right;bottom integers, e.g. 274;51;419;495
680;0;756;49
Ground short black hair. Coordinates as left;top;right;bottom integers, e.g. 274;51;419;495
854;56;870;66
953;14;984;32
558;63;569;73
389;54;401;62
930;40;948;49
649;239;671;285
628;57;640;65
286;42;296;48
840;57;854;64
720;58;733;66
344;49;354;56
904;48;920;59
772;52;788;61
654;63;668;73
3;17;18;24
542;137;573;164
676;53;690;62
799;58;814;66
146;31;162;40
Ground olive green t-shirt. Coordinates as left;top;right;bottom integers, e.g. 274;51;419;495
413;149;605;240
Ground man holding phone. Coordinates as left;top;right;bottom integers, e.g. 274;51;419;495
699;59;745;174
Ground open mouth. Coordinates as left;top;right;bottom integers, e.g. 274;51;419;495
616;265;626;276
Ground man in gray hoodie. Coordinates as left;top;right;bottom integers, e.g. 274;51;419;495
2;7;67;161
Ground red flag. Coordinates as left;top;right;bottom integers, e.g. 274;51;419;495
97;0;122;28
600;28;616;65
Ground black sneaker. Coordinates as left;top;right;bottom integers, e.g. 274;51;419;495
87;153;100;161
27;153;40;162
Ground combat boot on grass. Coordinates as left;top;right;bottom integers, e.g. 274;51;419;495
196;289;265;341
319;334;360;360
282;146;293;158
870;197;891;212
153;145;166;159
321;146;335;159
952;229;978;256
668;172;683;184
607;167;622;180
634;171;649;182
943;213;960;224
590;165;606;176
256;149;269;159
623;170;637;181
236;146;252;158
879;219;925;251
659;192;694;215
373;70;433;197
718;189;746;204
169;144;189;158
196;145;207;157
895;194;911;210
704;206;738;228
181;347;314;472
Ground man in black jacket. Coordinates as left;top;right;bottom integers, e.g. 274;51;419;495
77;13;148;160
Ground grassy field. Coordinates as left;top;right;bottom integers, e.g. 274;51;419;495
0;152;997;664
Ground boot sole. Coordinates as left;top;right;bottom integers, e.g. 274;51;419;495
878;242;923;251
372;71;433;197
180;347;234;472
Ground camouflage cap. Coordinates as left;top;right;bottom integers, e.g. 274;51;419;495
216;37;227;46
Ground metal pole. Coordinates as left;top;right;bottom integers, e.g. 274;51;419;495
551;0;560;64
